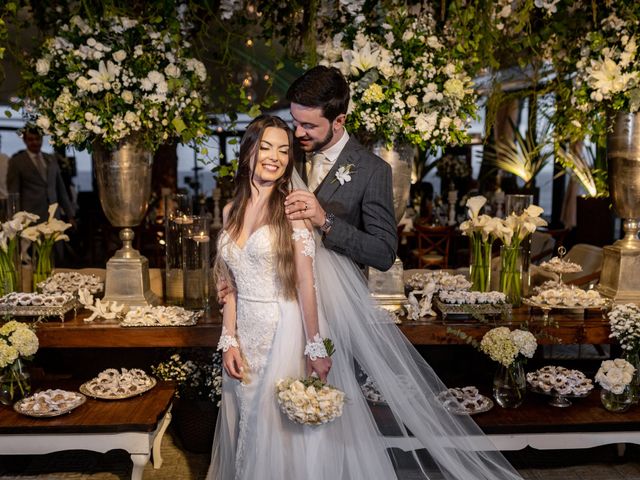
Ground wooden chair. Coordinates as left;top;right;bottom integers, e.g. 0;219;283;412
411;223;454;268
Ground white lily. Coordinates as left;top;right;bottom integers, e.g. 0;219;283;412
466;195;487;219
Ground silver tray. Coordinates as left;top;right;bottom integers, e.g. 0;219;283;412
437;391;494;415
528;385;592;407
79;376;156;400
14;392;86;417
0;299;79;322
434;298;512;321
523;298;611;323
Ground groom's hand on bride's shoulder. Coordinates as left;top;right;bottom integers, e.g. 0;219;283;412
285;190;325;227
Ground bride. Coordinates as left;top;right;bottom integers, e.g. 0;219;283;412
208;115;522;480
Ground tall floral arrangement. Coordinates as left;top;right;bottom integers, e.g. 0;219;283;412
559;11;640;141
317;5;477;150
0;211;39;295
21;203;72;288
21;14;209;151
0;320;38;404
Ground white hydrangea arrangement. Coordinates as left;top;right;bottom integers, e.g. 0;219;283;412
317;6;476;150
595;358;636;395
480;327;537;367
0;320;39;400
608;303;640;353
22;14;209;151
275;377;345;425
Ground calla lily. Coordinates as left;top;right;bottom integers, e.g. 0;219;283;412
466;195;487;219
47;203;58;222
524;205;544;218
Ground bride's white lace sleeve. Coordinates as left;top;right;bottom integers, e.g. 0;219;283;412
292;224;325;356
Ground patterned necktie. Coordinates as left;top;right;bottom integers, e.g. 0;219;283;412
307;152;333;192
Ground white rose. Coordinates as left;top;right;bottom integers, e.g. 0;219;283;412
36;116;50;131
121;90;134;104
406;95;418;108
113;50;127;62
164;64;181;78
36;58;50;75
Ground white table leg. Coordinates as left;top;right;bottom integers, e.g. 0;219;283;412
152;410;172;469
131;453;150;480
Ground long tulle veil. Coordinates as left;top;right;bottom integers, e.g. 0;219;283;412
291;170;522;480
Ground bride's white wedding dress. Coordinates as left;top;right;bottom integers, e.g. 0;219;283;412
208;220;523;480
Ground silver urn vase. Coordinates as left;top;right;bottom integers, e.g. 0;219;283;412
367;140;415;318
93;138;159;306
599;112;640;303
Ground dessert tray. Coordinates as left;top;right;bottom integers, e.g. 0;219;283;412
434;292;512;321
120;305;201;327
437;386;494;415
79;368;156;400
405;271;471;292
524;285;610;322
360;376;386;404
37;272;104;295
14;389;86;417
0;292;79;321
526;366;593;407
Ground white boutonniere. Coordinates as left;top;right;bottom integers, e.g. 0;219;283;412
333;164;356;185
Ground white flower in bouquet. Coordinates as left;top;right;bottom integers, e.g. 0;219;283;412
480;327;537;367
317;6;476;150
608;303;640;352
22;14;209;151
275;377;345;426
595;358;635;394
494;205;547;248
21;204;72;246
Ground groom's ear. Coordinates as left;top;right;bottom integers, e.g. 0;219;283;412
333;113;346;131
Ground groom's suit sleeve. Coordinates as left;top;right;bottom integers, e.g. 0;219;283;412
322;155;397;271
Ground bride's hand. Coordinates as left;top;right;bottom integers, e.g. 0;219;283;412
307;356;332;383
223;347;244;380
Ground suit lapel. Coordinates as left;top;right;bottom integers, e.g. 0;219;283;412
315;139;360;203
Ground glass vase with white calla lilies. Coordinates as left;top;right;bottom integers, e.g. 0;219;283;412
21;204;72;289
460;196;501;292
493;205;548;306
0;212;39;295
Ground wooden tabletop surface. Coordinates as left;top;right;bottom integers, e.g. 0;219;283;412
27;306;610;349
0;381;175;434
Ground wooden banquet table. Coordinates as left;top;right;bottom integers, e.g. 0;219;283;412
32;306;611;348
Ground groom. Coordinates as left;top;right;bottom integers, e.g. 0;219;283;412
284;66;397;271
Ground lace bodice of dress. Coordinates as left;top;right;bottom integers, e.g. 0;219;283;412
219;225;279;302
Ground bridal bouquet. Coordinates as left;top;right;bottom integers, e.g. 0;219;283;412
21;203;72;287
276;338;345;425
0;212;39;295
22;14;209;151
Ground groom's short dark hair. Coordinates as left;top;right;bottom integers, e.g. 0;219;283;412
286;66;349;122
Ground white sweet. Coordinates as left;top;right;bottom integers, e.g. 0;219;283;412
18;389;84;415
540;257;583;274
437;386;492;414
526;366;594;397
529;284;606;308
83;368;154;398
121;306;200;326
37;272;104;295
438;290;506;305
0;292;74;307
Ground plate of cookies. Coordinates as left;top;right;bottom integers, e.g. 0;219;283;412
437;386;494;415
14;389;86;417
79;368;156;400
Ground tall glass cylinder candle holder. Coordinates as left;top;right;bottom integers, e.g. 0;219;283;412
164;193;191;305
0;193;21;295
182;215;211;311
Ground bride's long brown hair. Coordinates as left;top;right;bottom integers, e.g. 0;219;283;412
214;115;298;300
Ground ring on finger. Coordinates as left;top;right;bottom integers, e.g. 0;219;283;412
304;203;308;211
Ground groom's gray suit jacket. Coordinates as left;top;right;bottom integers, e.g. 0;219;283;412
298;137;397;271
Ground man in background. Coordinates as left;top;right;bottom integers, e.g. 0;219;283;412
8;125;76;224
